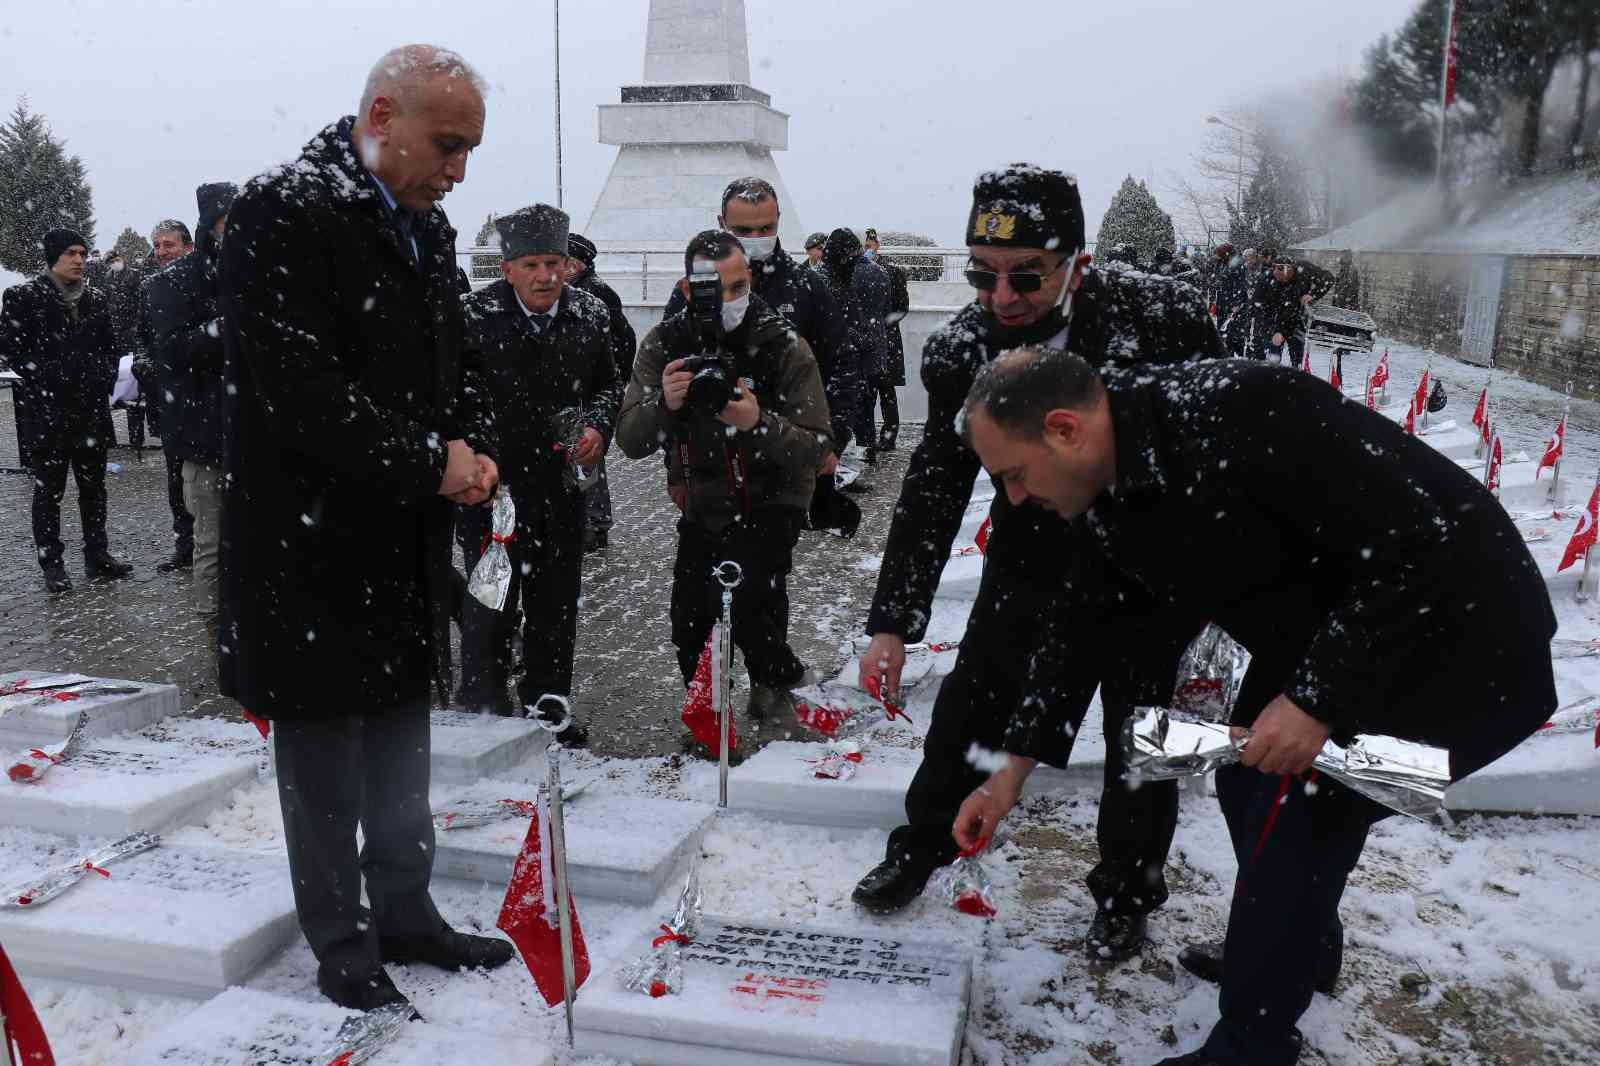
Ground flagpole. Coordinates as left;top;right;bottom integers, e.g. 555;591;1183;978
1435;0;1457;185
1550;380;1572;501
554;0;564;209
1581;547;1593;603
713;562;743;809
533;695;578;1045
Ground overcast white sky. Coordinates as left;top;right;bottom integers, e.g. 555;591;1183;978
2;0;1410;251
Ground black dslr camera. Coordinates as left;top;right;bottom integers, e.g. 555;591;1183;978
680;264;738;416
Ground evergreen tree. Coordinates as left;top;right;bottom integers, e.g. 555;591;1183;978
111;226;152;263
1227;133;1311;251
474;213;498;246
0;98;96;274
470;213;499;283
1096;177;1177;264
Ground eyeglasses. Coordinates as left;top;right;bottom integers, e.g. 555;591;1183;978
964;257;1068;293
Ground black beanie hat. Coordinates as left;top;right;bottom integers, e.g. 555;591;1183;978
804;232;826;251
567;232;598;267
43;228;88;269
197;182;239;231
496;204;570;261
966;164;1085;254
823;227;862;267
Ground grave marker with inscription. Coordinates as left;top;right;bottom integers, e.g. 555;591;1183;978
0;670;180;748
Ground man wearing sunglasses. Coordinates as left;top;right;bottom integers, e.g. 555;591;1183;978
852;164;1223;965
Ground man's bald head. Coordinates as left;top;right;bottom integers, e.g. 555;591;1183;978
354;45;487;213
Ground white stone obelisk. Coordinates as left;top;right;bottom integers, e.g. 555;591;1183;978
585;0;804;253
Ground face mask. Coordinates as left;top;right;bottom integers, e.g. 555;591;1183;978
721;292;750;332
862;250;876;260
742;236;777;262
108;261;125;273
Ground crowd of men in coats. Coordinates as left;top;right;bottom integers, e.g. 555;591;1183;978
0;43;1555;1066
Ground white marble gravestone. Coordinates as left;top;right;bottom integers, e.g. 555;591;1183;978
0;670;180;747
131;986;551;1065
432;783;714;904
0;717;261;836
576;916;971;1066
586;0;805;251
1446;730;1600;816
428;709;549;783
0;841;297;996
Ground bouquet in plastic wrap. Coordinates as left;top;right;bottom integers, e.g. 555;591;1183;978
467;489;517;611
551;407;599;494
1124;707;1451;820
793;674;914;741
431;797;539;832
7;709;90;783
927;837;997;918
619;864;703;998
1538;695;1600;747
807;738;864;780
1172;624;1249;720
321;1001;416;1065
2;832;160;908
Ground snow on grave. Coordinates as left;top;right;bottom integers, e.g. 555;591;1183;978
0;670;179;748
932;551;983;602
0;716;260;836
130;986;551;1065
575;916;971;1066
428;709;549;783
431;783;713;904
1445;729;1600;817
0;838;297;996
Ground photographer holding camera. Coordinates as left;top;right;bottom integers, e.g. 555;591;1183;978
616;230;834;738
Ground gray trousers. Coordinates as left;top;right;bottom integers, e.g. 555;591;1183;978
181;461;223;625
272;703;444;965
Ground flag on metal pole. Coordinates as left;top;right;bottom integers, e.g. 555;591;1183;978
1557;471;1600;574
2;944;54;1065
1485;433;1503;496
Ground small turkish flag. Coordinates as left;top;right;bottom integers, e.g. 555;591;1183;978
1470;386;1487;428
1412;369;1430;418
1371;350;1390;389
1329;361;1341;390
1557;477;1600;573
496;789;590;1008
1404;402;1416;436
1486;435;1503;494
1365;371;1376;409
1300;348;1312;373
681;630;736;756
2;943;55;1065
975;515;992;556
1537;416;1565;479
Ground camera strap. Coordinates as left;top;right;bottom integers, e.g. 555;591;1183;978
674;437;752;519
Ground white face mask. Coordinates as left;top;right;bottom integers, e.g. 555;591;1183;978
741;236;777;262
108;260;125;273
721;293;750;332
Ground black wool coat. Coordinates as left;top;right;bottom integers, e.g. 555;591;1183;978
1008;361;1556;780
0;274;117;452
882;258;910;387
146;234;226;466
570;268;638;382
865;264;1223;641
218;117;494;719
461;280;623;537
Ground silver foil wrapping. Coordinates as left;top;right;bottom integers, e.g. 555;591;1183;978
320;1001;415;1064
6;709;90;783
620;863;703;997
927;847;998;918
793;675;915;741
431;797;538;832
807;739;864;781
1125;708;1451;821
1173;625;1250;720
1540;695;1600;737
467;489;517;611
552;407;599;494
2;831;160;908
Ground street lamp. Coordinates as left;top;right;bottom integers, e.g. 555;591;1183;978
1206;115;1246;214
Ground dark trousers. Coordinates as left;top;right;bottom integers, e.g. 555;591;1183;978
898;607;1188;915
165;446;194;555
876;383;899;447
671;507;806;689
853;376;881;452
457;492;586;705
31;440;110;569
1200;766;1386;1065
585;456;613;533
273;703;445;966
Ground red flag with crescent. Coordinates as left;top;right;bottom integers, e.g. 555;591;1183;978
1558;478;1600;573
1538;416;1565;479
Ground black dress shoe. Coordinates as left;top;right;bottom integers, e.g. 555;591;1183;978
1178;937;1339;994
317;959;412;1012
525;697;590;746
380;927;515;972
852;848;941;914
156;551;193;573
84;553;133;579
43;566;72;594
1086;912;1147;963
678;731;746;765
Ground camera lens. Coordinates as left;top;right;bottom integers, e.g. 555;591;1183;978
685;361;733;415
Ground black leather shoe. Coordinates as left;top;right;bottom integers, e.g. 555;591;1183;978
678;731;745;765
1178;937;1339;994
1086;912;1147;963
852;847;941;915
156;550;193;573
43;566;72;594
317;958;412;1012
380;927;515;972
84;553;133;579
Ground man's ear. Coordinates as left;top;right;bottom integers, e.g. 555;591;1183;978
1042;407;1081;446
675;277;689;299
499;260;512;283
367;95;397;141
1069;252;1092;293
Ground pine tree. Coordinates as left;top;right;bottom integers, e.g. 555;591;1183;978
1227;134;1311;252
111;226;152;263
470;213;499;284
474;213;498;246
0;98;96;274
1096;177;1178;264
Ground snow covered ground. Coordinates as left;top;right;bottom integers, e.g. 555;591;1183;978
8;337;1600;1064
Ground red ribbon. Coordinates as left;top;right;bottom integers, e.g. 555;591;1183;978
651;923;691;949
478;530;515;557
47;691;80;702
83;863;112;878
958;836;991;860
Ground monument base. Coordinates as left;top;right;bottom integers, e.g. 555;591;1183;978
0;670;180;748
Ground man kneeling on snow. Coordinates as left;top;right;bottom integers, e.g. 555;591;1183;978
952;348;1556;1066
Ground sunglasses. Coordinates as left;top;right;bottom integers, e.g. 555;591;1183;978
964;256;1068;293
